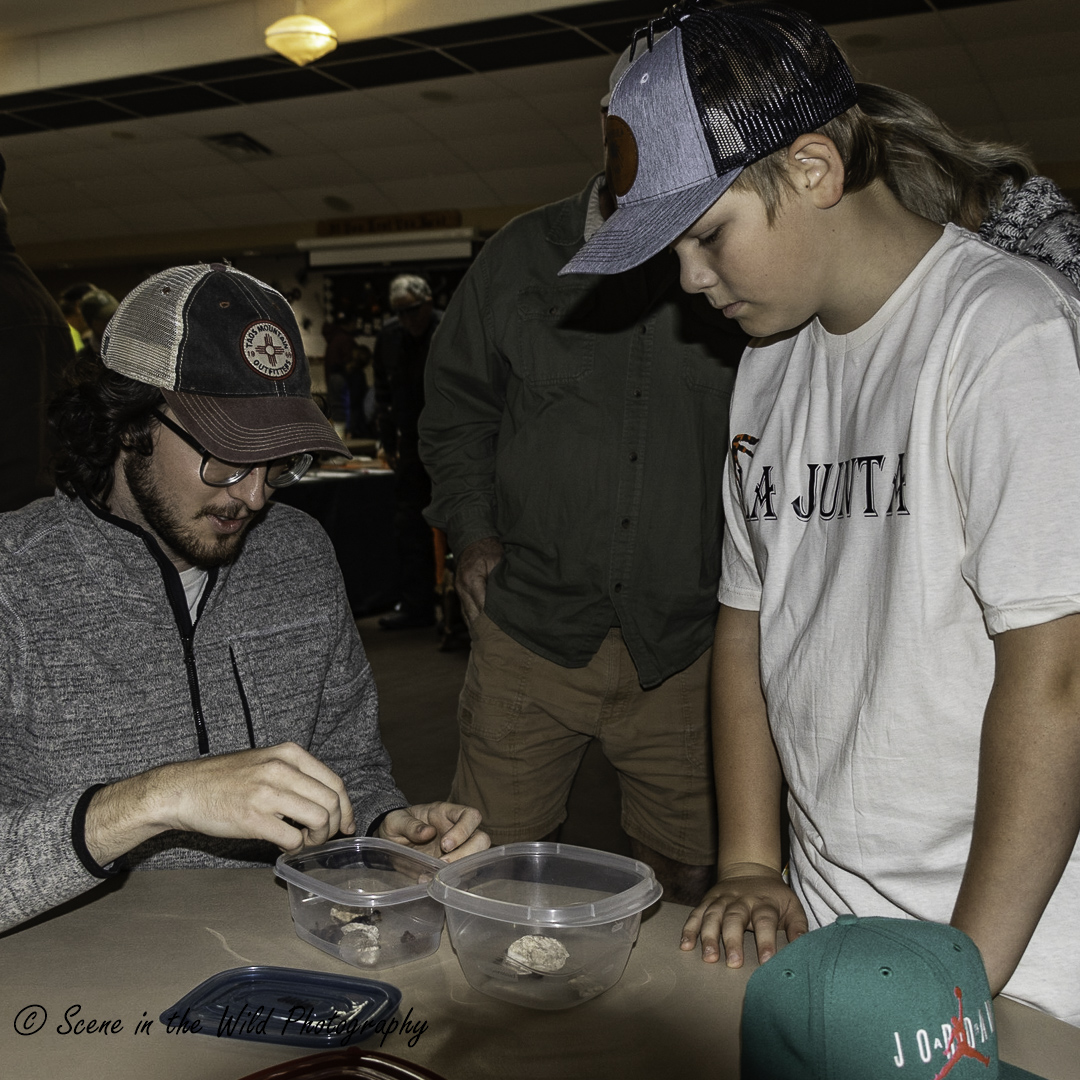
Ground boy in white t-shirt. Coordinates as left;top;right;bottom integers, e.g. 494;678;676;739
563;2;1080;1024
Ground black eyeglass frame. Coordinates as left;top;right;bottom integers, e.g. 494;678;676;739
151;409;312;489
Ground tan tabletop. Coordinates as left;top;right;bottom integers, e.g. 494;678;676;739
1;869;1077;1080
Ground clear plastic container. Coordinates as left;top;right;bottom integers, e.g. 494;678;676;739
428;842;663;1009
275;837;445;970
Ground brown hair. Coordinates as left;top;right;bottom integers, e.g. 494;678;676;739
729;103;887;223
854;83;1034;231
730;84;1035;231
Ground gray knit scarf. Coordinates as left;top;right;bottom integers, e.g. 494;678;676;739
978;176;1080;288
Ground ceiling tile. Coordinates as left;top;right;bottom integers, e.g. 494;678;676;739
340;141;470;183
408;97;550;141
453;128;587;171
241;153;365;190
527;87;606;126
376;171;500;213
68;171;169;206
303;112;436;149
112;198;216;233
33;204;133;240
279;182;398;220
152;161;273;198
188;190;301;227
484;54;613;95
845;44;983;91
478;161;597;206
2;179;73;214
966;30;1080;79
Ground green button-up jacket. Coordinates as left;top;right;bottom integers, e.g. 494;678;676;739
419;178;745;687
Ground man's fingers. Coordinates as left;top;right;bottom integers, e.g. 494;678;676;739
429;803;483;852
267;744;355;837
165;743;354;849
437;830;490;862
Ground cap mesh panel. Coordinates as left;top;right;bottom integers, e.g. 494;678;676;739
100;264;210;388
680;3;857;174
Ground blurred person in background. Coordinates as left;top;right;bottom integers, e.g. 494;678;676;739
374;274;442;630
0;151;74;512
321;315;356;433
58;281;97;354
79;288;118;357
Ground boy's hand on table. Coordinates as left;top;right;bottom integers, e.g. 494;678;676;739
680;862;808;966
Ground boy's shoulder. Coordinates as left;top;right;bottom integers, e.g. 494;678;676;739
933;224;1080;310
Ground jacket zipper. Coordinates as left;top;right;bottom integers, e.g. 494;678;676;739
82;497;218;756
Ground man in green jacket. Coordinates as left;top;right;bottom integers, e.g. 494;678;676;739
418;51;745;903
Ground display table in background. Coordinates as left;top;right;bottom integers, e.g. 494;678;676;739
274;466;399;616
1;869;1077;1080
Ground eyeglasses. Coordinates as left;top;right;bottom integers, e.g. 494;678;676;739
151;410;312;489
393;299;429;315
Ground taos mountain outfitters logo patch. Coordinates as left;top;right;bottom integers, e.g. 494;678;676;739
242;321;295;380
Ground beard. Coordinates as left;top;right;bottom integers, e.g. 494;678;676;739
122;451;260;570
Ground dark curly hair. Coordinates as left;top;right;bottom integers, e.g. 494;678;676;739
49;352;163;503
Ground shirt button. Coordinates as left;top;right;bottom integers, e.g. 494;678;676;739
629;452;638;462
633;389;642;398
639;325;647;335
614;583;623;593
621;518;630;529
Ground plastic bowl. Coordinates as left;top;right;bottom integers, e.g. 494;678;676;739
275;837;445;970
428;842;662;1009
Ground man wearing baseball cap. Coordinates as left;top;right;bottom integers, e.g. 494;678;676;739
566;2;1080;1026
0;263;488;932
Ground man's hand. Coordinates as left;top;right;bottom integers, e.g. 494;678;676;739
86;742;356;866
456;537;504;627
378;802;490;862
680;862;808;965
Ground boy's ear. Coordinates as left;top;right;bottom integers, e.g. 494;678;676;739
786;133;845;209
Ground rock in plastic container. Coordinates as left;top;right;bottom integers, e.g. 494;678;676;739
428;842;662;1009
276;837;445;970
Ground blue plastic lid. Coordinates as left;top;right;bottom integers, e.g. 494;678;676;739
159;966;401;1048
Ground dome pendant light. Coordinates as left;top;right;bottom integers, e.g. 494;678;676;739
265;1;338;66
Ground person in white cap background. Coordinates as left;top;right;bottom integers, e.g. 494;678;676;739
0;263;488;932
419;45;747;904
566;1;1080;1025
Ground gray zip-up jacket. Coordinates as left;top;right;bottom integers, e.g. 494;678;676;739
0;492;407;931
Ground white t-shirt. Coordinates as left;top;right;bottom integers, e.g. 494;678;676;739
719;225;1080;1024
179;565;208;624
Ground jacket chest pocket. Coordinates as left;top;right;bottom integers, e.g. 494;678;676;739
226;619;330;748
511;285;597;385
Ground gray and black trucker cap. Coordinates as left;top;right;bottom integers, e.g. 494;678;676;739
561;2;858;277
101;263;348;463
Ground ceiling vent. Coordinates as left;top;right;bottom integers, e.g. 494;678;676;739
201;132;274;162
